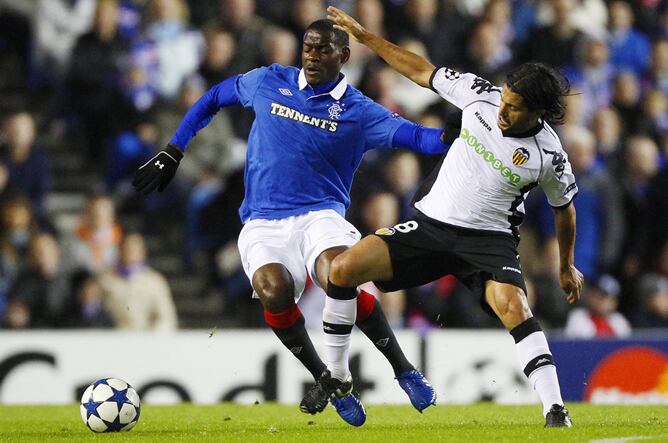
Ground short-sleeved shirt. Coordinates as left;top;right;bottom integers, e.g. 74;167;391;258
413;68;578;234
234;64;408;222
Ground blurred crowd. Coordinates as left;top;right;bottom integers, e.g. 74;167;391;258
0;0;667;335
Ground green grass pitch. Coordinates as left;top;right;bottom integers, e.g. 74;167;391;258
0;403;666;442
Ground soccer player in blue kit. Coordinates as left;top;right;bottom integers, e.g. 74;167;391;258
133;19;451;426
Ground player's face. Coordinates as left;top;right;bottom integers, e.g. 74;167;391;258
302;29;349;86
497;85;544;134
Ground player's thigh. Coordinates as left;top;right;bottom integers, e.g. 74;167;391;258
329;235;394;287
302;210;361;288
484;280;532;330
238;219;307;302
370;217;458;292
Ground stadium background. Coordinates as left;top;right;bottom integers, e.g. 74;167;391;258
0;0;667;406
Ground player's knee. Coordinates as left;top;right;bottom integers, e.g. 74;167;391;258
329;253;358;288
254;275;293;311
497;290;532;326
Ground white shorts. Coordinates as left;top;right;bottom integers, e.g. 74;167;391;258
237;209;361;302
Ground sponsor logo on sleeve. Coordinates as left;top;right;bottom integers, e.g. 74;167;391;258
443;68;461;80
542;148;566;179
470;77;501;95
564;182;577;195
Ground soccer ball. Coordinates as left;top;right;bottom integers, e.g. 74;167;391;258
80;378;141;433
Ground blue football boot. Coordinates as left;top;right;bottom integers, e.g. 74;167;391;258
319;370;366;427
396;369;437;412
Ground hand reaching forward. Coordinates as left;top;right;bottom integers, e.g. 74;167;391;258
327;6;367;42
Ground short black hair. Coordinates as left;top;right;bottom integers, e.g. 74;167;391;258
305;19;349;49
505;62;570;125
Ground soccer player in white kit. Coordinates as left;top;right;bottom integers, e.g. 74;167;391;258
325;6;583;427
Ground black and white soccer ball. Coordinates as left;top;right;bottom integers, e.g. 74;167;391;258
80;378;141;433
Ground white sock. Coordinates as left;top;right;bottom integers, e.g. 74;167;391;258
322;296;356;382
515;330;564;417
530;366;563;417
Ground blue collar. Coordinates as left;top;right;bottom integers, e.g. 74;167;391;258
298;69;348;99
312;73;343;95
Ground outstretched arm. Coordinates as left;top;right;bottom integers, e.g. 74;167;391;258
170;75;242;149
134;75;242;194
327;6;435;88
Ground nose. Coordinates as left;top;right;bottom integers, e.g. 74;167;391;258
499;105;508;120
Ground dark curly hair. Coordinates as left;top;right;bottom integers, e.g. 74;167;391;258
505;62;571;125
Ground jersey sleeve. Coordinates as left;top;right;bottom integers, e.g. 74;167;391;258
360;99;410;151
234;67;269;107
429;68;501;109
539;148;579;208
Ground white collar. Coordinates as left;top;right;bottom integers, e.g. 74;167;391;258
298;68;348;100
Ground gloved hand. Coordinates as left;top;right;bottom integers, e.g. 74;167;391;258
441;110;462;144
132;144;184;195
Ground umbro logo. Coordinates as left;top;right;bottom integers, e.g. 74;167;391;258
279;88;293;96
290;346;303;355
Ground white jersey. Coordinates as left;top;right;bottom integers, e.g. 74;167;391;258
414;68;578;234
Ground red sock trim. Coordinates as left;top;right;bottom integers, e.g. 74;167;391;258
356;290;376;322
264;304;302;329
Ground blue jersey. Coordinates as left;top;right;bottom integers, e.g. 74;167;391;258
170;64;448;222
234;64;408;222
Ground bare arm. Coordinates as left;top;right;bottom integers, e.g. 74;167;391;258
327;6;435;88
553;203;584;304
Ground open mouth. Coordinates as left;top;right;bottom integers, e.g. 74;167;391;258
305;66;321;75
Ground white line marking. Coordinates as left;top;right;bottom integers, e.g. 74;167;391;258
590;435;668;443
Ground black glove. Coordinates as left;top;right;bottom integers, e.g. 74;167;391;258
441;110;462;145
132;144;184;195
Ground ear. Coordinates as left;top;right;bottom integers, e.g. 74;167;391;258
340;46;351;65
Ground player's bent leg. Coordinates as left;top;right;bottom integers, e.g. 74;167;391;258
253;264;329;414
322;236;394;382
329;235;394;287
316;248;413;377
484;281;571;428
319;237;393;425
316;247;434;412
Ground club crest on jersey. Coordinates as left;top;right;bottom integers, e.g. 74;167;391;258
512;147;530;166
328;101;344;120
375;227;395;236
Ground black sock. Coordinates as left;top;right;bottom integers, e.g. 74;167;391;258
356;302;414;376
270;314;326;380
